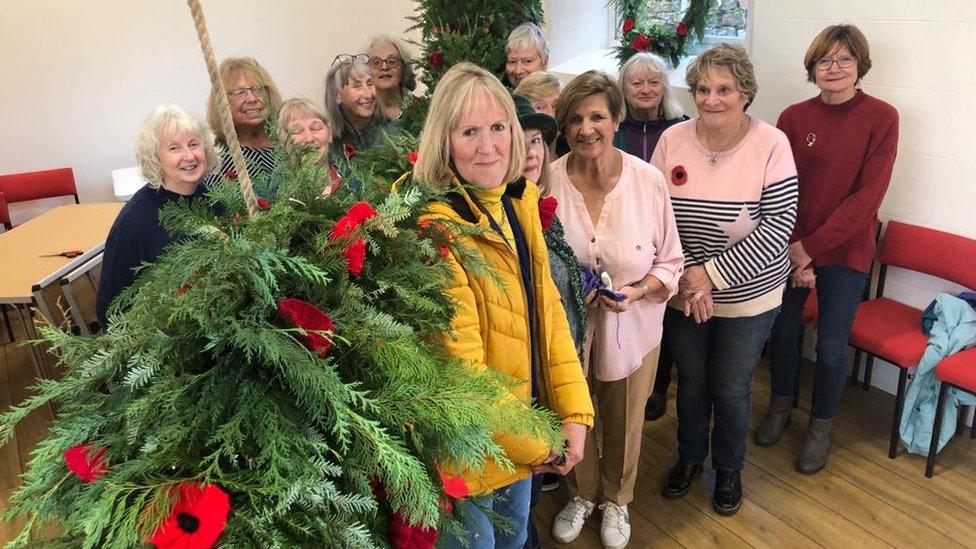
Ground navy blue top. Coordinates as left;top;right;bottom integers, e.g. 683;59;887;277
95;184;207;327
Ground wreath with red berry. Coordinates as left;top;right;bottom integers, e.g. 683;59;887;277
611;0;711;67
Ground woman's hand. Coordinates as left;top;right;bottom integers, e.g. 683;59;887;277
534;422;587;476
683;290;714;324
598;285;642;312
679;266;713;295
788;241;813;271
791;268;816;289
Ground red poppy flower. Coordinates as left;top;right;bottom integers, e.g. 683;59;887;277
330;215;356;240
345;238;367;276
148;482;231;549
407;151;419;165
439;473;469;500
538;196;558;232
671;165;688;186
256;197;271;210
630;34;651;52
428;51;444;68
676;21;688;37
387;510;438;549
343;143;357;159
277;298;335;358
622;18;635;33
64;444;108;482
347;201;379;224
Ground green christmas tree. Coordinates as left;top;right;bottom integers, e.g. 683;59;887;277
0;145;563;547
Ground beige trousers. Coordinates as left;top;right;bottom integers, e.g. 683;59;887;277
571;345;659;506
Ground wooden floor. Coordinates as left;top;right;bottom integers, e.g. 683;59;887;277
2;314;975;547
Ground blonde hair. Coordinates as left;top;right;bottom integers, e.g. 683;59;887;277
276;97;329;147
803;24;872;83
506;22;549;61
555;70;626;135
137;105;218;189
530;133;553;196
619;52;684;120
413;62;526;188
206;57;283;145
686;44;758;110
364;34;417;92
514;71;562;101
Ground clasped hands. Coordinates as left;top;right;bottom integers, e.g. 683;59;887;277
788;241;816;289
679;265;714;323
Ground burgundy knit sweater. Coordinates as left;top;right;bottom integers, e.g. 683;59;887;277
777;90;899;273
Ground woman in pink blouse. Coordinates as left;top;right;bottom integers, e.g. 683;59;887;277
547;70;684;549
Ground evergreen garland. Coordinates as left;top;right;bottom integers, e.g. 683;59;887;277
0;146;563;547
611;0;711;66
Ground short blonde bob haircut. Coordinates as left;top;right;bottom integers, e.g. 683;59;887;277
413;62;525;188
555;70;626;135
619;52;685;120
514;71;562;102
686;44;758;110
276;97;330;148
207;57;283;145
364;34;418;93
506;22;549;61
137;105;218;190
803;24;872;84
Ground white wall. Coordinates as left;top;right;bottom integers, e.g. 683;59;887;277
749;1;976;395
0;0;416;221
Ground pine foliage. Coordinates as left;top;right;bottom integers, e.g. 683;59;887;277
0;146;563;547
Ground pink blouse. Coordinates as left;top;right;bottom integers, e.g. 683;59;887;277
549;151;684;382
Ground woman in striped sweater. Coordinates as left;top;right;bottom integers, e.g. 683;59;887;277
650;44;798;516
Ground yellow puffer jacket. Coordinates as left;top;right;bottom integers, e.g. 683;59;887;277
422;177;594;495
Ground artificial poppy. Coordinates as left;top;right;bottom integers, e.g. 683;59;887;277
630;34;651;52
407;151;419;165
64;443;108;482
256;197;272;210
671;165;689;186
277;298;335;358
622;18;635;33
428;51;444;68
538;196;558;232
345;238;367;276
347;202;379;225
148;482;231;549
386;510;438;549
676;21;689;37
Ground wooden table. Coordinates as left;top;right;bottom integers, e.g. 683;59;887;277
0;203;123;375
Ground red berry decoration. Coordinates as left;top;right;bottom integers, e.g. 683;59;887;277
428;51;444;68
407;151;419;165
671;165;689;186
256;197;271;210
347;201;379;224
676;21;688;37
277;298;336;358
344;238;367;276
148;482;231;549
343;143;357;159
622;18;635;33
630;34;651;52
64;444;108;482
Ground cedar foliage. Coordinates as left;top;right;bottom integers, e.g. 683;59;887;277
0;144;562;548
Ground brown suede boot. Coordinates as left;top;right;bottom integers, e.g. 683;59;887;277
797;416;832;474
755;395;793;447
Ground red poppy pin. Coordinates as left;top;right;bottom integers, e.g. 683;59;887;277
277;298;336;358
622;18;635;33
671;165;688;186
676;21;688;37
148;482;231;549
631;34;651;52
538;196;558;232
64;443;108;482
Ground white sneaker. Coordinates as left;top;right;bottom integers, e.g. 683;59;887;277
552;496;595;543
599;502;631;549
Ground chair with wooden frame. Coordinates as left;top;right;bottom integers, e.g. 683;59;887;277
925;347;976;477
849;220;976;459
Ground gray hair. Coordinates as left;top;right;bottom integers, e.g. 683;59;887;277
506;22;549;61
364;34;417;92
137;105;217;189
324;56;388;140
619;52;685;120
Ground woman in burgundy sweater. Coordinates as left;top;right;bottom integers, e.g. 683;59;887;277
757;24;899;474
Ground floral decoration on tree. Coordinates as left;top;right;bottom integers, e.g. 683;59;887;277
612;0;711;67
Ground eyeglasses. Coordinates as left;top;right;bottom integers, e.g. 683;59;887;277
332;53;370;67
368;55;402;69
227;85;266;100
815;56;856;70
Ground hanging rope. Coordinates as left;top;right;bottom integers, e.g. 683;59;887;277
186;0;258;218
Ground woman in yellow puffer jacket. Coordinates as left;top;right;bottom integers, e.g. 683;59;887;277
414;62;594;549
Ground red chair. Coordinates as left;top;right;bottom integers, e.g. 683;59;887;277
925;347;976;477
0;168;79;229
850;220;976;458
0;190;10;230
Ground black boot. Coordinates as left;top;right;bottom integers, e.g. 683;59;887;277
645;392;667;421
662;459;703;499
712;469;742;516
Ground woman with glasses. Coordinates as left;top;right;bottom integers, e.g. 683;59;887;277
325;53;393;159
758;24;899;474
204;57;282;185
364;35;417;120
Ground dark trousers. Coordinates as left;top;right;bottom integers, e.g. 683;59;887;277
768;265;868;419
525;474;542;549
666;306;779;471
651;335;673;395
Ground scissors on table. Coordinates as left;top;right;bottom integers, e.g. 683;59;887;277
39;250;84;258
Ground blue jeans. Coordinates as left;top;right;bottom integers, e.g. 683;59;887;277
769;265;868;419
439;477;532;549
666;306;779;471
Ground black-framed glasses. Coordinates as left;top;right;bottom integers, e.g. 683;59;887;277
368;55;402;69
332;53;370;67
815;56;856;70
227;85;267;100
